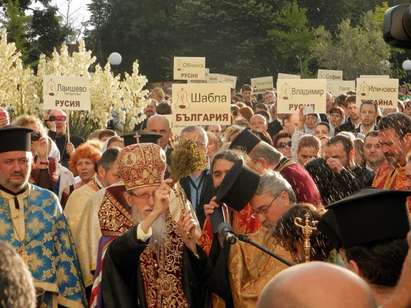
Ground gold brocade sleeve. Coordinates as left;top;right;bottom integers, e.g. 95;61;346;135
227;228;291;308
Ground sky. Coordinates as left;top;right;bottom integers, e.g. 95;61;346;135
52;0;91;30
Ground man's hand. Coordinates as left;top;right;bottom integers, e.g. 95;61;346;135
152;180;172;217
326;157;344;173
298;107;305;130
177;212;199;254
66;142;74;156
204;197;219;216
140;180;172;234
0;118;8;128
32;137;49;161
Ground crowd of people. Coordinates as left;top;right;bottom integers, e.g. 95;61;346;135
0;82;411;308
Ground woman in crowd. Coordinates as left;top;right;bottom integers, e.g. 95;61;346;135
12;115;75;198
329;106;345;135
207;131;223;161
296;135;321;166
273;132;292;158
62;143;101;207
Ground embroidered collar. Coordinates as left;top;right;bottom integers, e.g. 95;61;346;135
0;184;29;198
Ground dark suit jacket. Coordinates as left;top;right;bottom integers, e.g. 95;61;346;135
180;170;215;228
335;117;356;134
267;119;282;138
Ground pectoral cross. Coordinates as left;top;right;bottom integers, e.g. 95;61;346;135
17;246;32;266
294;213;318;263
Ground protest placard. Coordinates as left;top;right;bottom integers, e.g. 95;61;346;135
251;76;274;94
207;73;219;84
359;75;390;78
277;73;301;79
317;69;343;80
277;79;327;113
356;78;399;109
172;83;231;125
43;75;91;111
173;57;206;80
327;80;356;96
216;74;237;89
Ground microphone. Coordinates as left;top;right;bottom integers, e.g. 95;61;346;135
210;205;224;234
217;223;237;245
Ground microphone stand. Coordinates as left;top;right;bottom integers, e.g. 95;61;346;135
236;233;294;267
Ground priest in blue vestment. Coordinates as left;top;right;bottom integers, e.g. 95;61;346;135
0;126;87;307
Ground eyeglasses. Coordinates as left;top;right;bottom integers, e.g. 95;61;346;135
277;141;292;148
253;196;277;215
31;132;41;142
46;115;66;122
128;190;155;200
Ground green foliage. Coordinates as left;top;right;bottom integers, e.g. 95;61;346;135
267;2;314;77
4;0;29;58
1;0;71;67
26;7;72;66
86;0;179;81
311;7;391;79
298;0;386;31
86;0;312;83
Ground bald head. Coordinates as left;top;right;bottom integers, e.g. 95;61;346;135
257;262;377;308
146;114;171;149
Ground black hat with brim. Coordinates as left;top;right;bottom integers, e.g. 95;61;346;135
229;129;261;154
318;189;410;249
137;131;162;144
122;133;137;147
0;126;32;153
216;159;261;211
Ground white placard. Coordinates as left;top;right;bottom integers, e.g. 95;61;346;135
277;79;327;113
173;57;206;80
172;84;231;125
207;73;219;84
278;73;301;79
327;80;356;96
356;78;399;109
215;74;237;89
359;75;390;79
317;69;343;80
43;75;91;111
251;76;274;94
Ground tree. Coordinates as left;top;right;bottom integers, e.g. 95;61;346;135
297;0;386;31
26;6;72;66
173;0;292;82
86;0;179;81
311;7;391;79
4;0;29;58
1;0;71;67
266;2;314;77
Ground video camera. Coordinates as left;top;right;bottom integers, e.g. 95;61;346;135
384;4;411;48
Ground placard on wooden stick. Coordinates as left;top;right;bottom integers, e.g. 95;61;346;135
277;79;327;113
43;75;91;111
171;83;231;126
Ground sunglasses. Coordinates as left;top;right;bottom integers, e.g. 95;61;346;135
46;115;66;122
31;132;41;141
277;141;292;148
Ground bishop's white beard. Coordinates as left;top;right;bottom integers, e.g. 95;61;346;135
131;207;168;247
149;213;168;247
